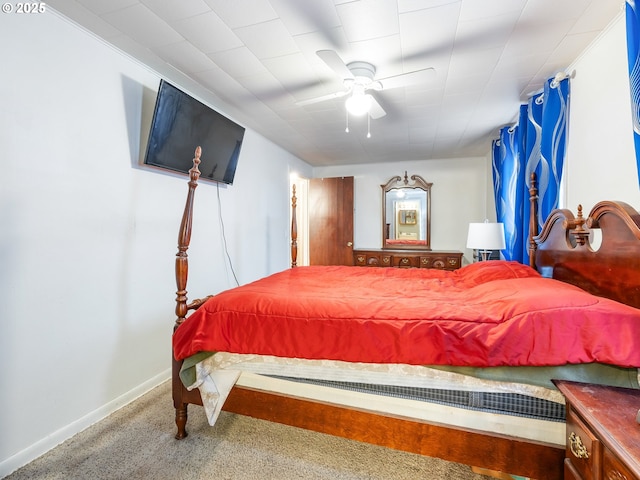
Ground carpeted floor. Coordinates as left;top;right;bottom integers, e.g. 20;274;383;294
5;381;494;479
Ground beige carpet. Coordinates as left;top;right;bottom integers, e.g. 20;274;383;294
6;381;494;480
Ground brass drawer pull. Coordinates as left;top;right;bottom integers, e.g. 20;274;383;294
569;432;589;459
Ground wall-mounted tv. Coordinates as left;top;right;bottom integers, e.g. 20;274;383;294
143;80;245;185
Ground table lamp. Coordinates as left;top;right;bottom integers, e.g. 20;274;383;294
466;220;506;261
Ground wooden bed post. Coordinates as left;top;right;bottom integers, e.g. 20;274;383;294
291;183;298;268
175;147;201;327
528;172;539;267
173;147;201;440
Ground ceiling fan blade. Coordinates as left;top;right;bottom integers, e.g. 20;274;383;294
296;89;349;106
376;67;436;90
316;50;354;80
369;95;386;119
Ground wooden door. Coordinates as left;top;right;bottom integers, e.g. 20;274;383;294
309;176;354;266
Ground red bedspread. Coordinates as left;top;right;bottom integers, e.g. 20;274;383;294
172;261;640;368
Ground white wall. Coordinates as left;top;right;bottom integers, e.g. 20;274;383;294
564;13;640;211
314;156;491;265
0;11;310;476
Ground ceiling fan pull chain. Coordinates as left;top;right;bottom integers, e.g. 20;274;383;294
345;109;349;133
367;114;371;138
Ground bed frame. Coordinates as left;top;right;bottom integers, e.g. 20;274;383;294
172;150;640;480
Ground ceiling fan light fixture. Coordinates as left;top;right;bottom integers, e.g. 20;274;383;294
345;91;372;116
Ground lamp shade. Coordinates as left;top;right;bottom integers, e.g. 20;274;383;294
466;222;506;250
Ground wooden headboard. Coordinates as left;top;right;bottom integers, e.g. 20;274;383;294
531;199;640;309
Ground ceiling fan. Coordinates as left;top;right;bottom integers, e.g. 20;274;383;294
296;50;436;119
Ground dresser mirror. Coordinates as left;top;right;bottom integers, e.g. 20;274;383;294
382;172;432;250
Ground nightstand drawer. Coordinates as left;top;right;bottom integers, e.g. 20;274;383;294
566;406;600;480
604;446;638;480
565;458;583;480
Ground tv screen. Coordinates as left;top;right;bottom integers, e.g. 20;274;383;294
143;80;245;185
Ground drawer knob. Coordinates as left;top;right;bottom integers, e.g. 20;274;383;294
569;432;589;459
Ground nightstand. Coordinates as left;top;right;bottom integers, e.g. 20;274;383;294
553;380;640;480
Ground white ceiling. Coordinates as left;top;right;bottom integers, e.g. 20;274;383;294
48;0;623;167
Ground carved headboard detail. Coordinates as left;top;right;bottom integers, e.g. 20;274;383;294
532;200;640;309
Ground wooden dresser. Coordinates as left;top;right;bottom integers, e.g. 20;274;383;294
353;248;463;270
554;380;640;480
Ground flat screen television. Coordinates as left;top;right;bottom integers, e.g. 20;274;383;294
143;80;245;185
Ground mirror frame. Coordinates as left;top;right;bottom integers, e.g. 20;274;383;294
381;172;432;250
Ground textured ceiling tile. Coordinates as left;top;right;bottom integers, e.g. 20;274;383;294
205;0;278;28
502;19;576;59
336;0;400;43
75;0;139;16
154;41;219;74
458;0;525;21
101;3;183;48
141;0;211;22
271;0;341;36
173;11;243;54
569;0;623;34
208;46;268;78
234;19;300;59
519;0;592;22
398;3;460;58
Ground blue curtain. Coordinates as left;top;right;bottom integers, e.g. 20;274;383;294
521;101;539;262
492;125;524;261
539;77;570;221
626;0;640;186
492;76;570;264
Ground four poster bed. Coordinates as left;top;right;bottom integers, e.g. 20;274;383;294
171;148;640;480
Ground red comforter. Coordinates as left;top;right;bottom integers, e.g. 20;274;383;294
173;261;640;368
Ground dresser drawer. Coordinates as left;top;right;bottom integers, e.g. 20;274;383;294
419;255;440;269
603;446;638;480
445;254;461;269
393;255;418;267
354;252;392;267
566;406;601;480
419;254;461;270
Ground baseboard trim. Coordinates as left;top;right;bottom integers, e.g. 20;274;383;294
0;369;170;478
